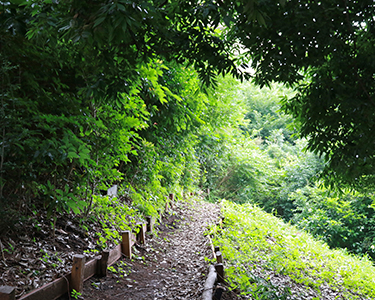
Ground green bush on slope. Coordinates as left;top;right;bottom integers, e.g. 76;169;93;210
291;187;375;260
211;200;375;298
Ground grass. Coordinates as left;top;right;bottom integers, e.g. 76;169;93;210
211;200;375;299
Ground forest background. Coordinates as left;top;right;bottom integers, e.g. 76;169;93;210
2;0;375;292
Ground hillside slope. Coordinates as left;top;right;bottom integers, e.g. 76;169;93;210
211;200;375;300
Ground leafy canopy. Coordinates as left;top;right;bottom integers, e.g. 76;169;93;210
54;0;375;189
3;0;375;192
227;0;375;189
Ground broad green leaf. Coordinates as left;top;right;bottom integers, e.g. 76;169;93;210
93;16;106;28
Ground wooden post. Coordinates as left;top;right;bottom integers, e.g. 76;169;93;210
214;246;220;252
146;216;155;232
121;231;132;259
157;209;163;224
0;286;15;300
136;223;146;244
208;236;216;260
214;263;224;283
213;286;224;300
216;251;223;264
168;193;175;209
71;255;86;293
98;250;110;277
165;195;170;212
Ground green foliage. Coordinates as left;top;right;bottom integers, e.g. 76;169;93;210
291;187;375;259
227;0;375;189
213;200;375;298
108;261;132;280
3;1;375;276
136;62;206;190
251;138;324;221
203;77;375;262
1;0;248;235
196;78;324;224
89;195;138;249
41;181;86;216
195;76;256;200
1;0;210;233
3;0;375;200
211;137;273;204
124;184;165;218
238;84;325;221
241;274;292;300
71;289;82;300
241;83;296;144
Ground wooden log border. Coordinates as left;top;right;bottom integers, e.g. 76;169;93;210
202;244;226;300
204;210;226;300
202;265;217;300
0;215;157;300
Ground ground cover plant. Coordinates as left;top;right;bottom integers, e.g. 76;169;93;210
211;200;375;299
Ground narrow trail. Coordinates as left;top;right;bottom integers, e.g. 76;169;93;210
80;198;236;300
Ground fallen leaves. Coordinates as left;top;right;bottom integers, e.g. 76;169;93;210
81;198;243;300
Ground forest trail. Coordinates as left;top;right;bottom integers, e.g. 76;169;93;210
77;198;238;300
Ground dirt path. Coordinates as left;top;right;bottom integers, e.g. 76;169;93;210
77;198;235;300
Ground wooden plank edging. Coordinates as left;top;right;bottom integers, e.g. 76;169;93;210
107;244;122;266
19;274;72;300
1;195;168;300
83;257;98;281
15;222;147;300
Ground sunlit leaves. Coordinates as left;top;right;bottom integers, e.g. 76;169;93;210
213;200;375;298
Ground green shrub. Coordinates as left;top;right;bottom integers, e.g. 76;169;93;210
88;195;138;249
291;187;375;259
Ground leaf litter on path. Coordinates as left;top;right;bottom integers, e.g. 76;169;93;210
76;198;243;300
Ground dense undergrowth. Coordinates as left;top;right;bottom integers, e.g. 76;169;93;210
211;200;375;299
